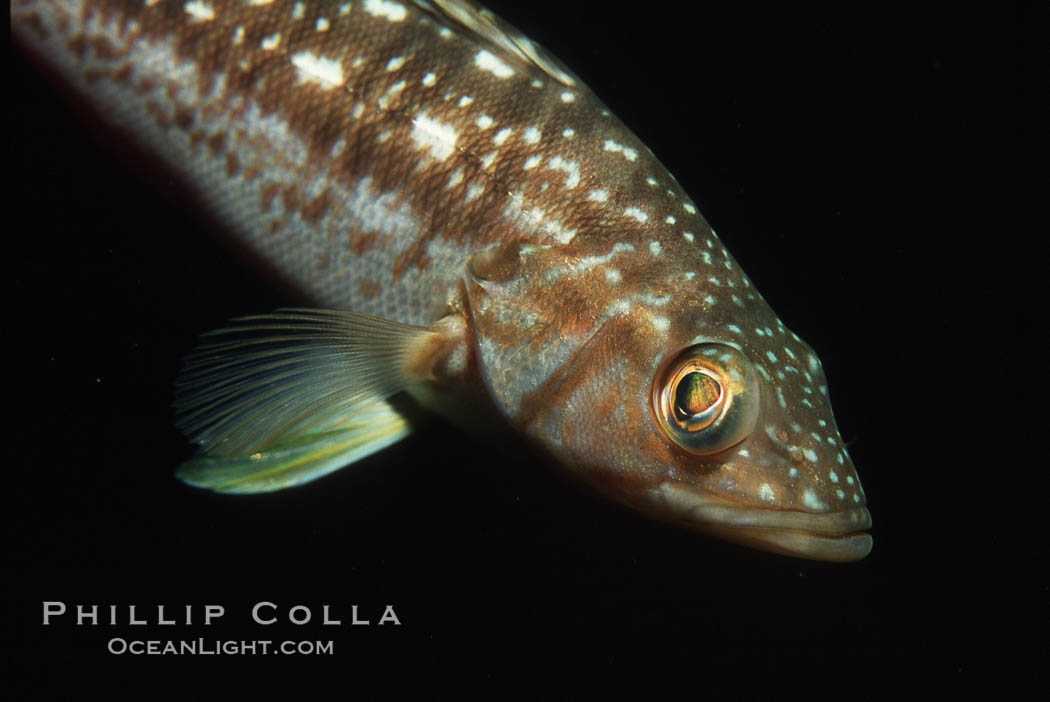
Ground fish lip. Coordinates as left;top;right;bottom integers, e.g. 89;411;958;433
657;483;873;562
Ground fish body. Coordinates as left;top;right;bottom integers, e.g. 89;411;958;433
13;0;871;560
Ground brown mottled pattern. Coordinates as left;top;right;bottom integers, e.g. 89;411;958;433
13;0;870;560
13;0;702;317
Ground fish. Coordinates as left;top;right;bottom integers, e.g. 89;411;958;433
12;0;872;561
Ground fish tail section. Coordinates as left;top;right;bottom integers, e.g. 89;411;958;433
172;308;443;493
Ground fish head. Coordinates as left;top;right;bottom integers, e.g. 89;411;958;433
465;229;870;562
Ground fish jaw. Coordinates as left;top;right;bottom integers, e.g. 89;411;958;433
655;483;872;562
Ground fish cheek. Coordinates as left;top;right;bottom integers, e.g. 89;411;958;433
531;324;675;495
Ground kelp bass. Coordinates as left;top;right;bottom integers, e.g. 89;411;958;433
12;0;872;561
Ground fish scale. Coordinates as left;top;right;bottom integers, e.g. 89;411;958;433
13;0;872;561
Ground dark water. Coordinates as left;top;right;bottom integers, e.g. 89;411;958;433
9;0;1029;694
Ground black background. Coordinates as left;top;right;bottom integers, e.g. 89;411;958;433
9;0;1035;695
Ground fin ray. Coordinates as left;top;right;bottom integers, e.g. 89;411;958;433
173;308;434;461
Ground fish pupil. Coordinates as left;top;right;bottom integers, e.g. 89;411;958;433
675;372;721;420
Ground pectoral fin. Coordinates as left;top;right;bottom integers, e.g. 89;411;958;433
173;308;449;493
176;397;411;493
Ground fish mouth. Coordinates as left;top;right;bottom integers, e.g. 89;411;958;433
657;483;873;562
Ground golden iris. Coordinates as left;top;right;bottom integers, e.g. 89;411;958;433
652;344;761;455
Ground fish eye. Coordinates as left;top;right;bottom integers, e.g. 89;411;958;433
653;344;761;454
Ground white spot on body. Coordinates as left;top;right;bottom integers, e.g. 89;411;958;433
292;2;305;20
523;154;542;169
605;269;621;283
410;112;458;161
587;189;609;203
291;52;345;89
385;55;406;71
475;49;515;78
603;139;638;161
683;203;697;214
758;484;776;503
493;127;512;145
232;25;244;45
523;126;542;144
648;239;662;256
808;354;821;373
802;489;829;511
184;1;215;21
364;0;406;21
547;155;580;188
625;207;650;224
475;115;494;129
560;91;576;103
562;128;575;138
638;293;671;307
261;33;281;50
422;72;436;86
316;17;330;31
458;95;474;107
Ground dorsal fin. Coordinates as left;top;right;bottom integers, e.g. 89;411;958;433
411;0;579;87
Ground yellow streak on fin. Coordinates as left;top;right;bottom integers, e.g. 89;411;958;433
177;396;411;493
